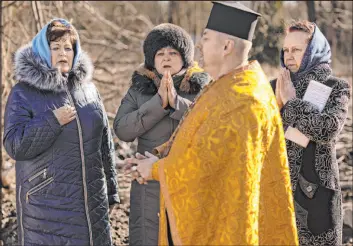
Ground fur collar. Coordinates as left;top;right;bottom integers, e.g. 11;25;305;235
130;62;210;95
14;44;93;93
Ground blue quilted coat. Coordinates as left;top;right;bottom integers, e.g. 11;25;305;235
3;20;119;246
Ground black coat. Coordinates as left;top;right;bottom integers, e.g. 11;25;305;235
3;45;119;246
270;64;351;245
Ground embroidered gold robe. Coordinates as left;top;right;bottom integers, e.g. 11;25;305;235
151;61;298;245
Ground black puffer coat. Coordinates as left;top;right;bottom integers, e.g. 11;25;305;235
3;44;119;246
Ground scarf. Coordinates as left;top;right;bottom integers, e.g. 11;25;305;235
280;23;332;82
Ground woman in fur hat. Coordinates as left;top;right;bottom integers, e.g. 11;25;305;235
114;23;210;245
3;18;119;245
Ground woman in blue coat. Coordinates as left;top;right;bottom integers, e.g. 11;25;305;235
3;18;119;245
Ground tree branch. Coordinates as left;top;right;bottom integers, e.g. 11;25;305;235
17;20;31;41
54;1;69;21
94;77;115;86
81;1;143;42
80;35;128;51
1;1;17;9
31;1;41;33
35;1;45;29
1;31;18;46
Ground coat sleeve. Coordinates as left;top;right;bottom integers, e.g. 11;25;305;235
113;88;170;142
169;95;193;120
152;161;160;181
99;92;120;205
269;79;276;94
3;86;63;161
280;80;351;144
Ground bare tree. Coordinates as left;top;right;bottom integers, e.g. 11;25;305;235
306;1;316;22
0;0;3;193
31;1;44;32
168;1;178;24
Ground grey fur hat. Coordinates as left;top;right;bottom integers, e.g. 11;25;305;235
143;23;194;70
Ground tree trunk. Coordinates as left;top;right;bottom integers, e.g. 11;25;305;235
329;1;338;69
0;0;3;192
36;1;45;28
168;1;179;24
168;1;173;23
306;1;316;22
32;1;41;33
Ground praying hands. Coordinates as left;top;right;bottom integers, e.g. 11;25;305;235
276;68;297;107
123;152;159;184
158;70;178;109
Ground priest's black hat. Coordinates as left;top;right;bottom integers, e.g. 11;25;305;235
206;1;261;41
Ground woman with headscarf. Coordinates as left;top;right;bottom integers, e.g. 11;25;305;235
113;23;210;245
3;18;119;245
270;21;351;245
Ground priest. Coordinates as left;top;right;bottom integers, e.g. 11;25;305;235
124;2;299;245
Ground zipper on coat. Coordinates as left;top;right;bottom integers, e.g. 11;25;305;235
28;168;47;182
65;86;93;246
18;185;25;246
26;177;54;203
170;118;174;138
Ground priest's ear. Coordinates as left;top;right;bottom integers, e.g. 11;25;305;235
223;38;236;56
